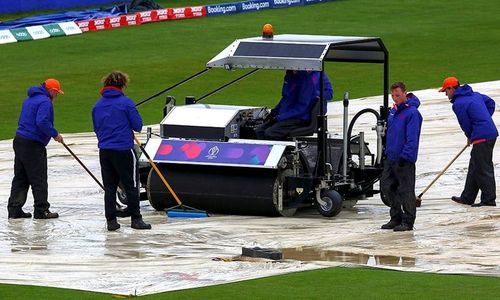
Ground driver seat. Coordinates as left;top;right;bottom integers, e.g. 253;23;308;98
288;99;321;137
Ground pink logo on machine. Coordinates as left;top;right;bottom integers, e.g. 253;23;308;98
154;140;272;166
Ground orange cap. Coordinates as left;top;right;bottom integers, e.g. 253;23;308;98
44;78;64;95
439;77;459;92
262;23;273;38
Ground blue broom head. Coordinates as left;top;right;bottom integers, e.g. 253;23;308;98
166;210;208;218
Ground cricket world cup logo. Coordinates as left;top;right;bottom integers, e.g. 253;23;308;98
206;146;220;159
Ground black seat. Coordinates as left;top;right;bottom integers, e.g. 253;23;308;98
288;99;321;137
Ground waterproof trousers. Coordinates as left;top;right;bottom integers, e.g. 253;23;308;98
7;135;50;215
461;138;497;205
380;159;417;226
255;119;306;140
99;149;142;221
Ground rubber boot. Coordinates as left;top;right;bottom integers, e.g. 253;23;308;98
131;218;151;230
107;219;120;231
34;210;59;219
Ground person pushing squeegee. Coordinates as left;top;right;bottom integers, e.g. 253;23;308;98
62;137;208;219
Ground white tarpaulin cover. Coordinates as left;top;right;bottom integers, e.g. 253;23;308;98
0;82;499;295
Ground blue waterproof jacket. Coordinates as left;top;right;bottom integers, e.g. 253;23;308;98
385;93;423;164
16;85;58;146
271;71;333;122
451;84;498;142
312;71;333;102
92;87;142;151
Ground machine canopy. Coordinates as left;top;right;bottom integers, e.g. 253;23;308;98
207;34;388;71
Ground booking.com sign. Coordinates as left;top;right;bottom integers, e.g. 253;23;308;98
206;0;328;16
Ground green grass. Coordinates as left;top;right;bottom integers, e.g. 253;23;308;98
1;267;499;299
0;0;499;140
1;2;499;296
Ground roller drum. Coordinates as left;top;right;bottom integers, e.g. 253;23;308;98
148;164;288;216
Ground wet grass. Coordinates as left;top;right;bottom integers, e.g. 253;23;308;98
1;0;500;140
1;267;499;299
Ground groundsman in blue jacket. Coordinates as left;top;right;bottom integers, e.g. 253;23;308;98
7;79;64;219
92;71;151;231
255;70;333;140
380;82;423;231
440;77;498;207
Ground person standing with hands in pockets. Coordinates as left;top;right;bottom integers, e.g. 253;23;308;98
380;82;423;231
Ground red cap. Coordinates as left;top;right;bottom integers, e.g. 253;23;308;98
439;77;459;92
44;78;64;95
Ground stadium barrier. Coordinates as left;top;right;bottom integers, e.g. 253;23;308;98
0;22;82;44
0;0;120;14
1;0;331;44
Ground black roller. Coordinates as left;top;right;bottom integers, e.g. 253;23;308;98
147;163;294;216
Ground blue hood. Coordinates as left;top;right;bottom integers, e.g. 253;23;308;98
406;93;420;108
451;84;498;141
28;85;50;98
100;87;124;98
16;85;58;145
385;93;423;163
92;87;143;151
452;84;473;102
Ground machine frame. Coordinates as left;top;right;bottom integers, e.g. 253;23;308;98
135;34;390;217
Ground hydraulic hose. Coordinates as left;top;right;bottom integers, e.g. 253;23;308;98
346;108;382;166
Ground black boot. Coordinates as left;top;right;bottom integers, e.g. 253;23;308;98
381;220;400;230
471;202;496;207
34;210;58;219
107;219;120;231
8;209;32;219
393;223;413;231
451;196;469;205
131;218;151;230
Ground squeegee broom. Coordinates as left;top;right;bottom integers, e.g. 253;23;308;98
416;144;469;207
133;134;208;218
62;142;130;213
62;142;104;189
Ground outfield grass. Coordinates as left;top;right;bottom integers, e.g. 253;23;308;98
1;0;499;140
1;267;499;299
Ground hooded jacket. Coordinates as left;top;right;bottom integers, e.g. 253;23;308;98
385;93;423;164
271;71;333;122
16;85;58;146
451;84;498;142
92;87;142;151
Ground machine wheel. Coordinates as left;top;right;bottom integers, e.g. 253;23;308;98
380;191;391;207
116;183;128;206
316;189;342;217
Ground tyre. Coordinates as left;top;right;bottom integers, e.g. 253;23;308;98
316;189;342;217
116;183;128;206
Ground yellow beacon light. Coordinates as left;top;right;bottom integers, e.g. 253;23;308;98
262;23;273;39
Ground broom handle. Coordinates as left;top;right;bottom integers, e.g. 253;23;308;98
133;134;183;206
417;144;469;198
62;142;105;190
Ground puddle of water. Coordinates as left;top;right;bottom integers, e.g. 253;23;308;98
281;247;416;267
11;245;48;252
